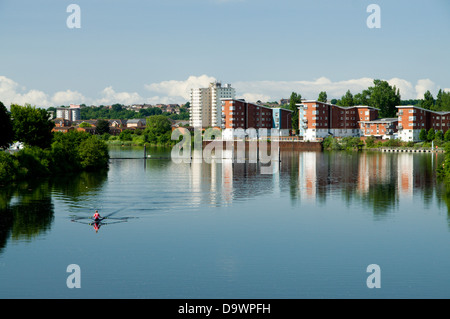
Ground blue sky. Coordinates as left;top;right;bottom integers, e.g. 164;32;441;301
0;0;449;107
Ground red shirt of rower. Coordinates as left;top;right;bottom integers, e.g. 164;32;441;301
93;211;101;221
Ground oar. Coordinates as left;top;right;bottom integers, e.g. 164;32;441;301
102;204;136;219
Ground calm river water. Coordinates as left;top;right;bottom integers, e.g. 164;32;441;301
1;146;450;299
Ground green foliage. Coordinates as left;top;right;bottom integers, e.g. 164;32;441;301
368;80;401;118
15;147;52;178
365;136;376;148
0;152;20;183
119;130;133;141
96;119;110;135
437;143;450;180
341;137;364;150
289;92;302;135
79;122;92;128
422;90;435;110
427;128;435;142
337;90;354;107
444;129;450;142
318;91;327;103
381;139;403;147
434;89;450;111
419;128;428;141
146;115;172;135
0;131;109;183
435;130;444;141
10;104;55;149
78;136;110;170
79;104;189;121
0;101;14;149
322;137;342;150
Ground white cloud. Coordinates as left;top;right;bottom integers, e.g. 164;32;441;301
0;76;50;107
52;90;86;106
94;86;144;106
0;75;448;109
234;77;375;101
415;79;437;99
145;75;216;101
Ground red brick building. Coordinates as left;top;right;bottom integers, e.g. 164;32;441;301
397;105;450;141
221;99;292;140
298;100;379;140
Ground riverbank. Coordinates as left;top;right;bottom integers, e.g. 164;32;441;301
0;132;109;185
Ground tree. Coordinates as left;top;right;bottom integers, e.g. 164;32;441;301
146;115;172;136
444;129;450;142
318;91;327;103
422;90;434;110
419;128;427;141
0;101;14;149
435;89;450;111
119;130;133;141
78;136;109;170
427;128;435;142
354;89;371;106
96;119;110;135
79;122;92;128
337;90;354;107
368;80;401;118
10;104;55;149
288;92;302;135
435;130;444;141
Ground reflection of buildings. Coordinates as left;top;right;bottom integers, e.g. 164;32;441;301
397;153;414;197
299;152;317;200
185;149;441;212
222;159;233;204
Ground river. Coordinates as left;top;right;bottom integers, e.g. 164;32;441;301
0;146;449;299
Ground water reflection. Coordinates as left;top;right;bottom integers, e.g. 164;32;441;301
0;181;54;254
185;150;446;219
0;170;108;254
1;148;448;255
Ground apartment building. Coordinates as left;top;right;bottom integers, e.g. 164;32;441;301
396;105;450;141
189;82;235;128
297;101;379;141
360;118;398;139
221;99;292;140
56;104;81;122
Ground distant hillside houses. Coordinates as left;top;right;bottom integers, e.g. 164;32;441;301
125;103;183;114
51;118;148;135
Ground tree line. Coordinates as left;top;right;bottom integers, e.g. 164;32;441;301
287;79;450;133
48;103;190;121
0;102;109;184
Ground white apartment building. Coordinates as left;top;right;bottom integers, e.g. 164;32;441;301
56;104;81;121
189;81;235;128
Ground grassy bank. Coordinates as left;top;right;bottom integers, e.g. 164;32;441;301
0;131;109;185
323;136;447;152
